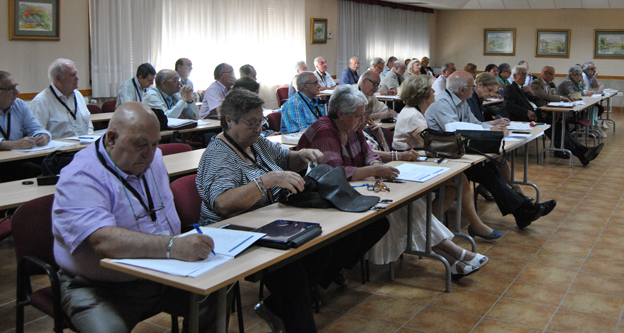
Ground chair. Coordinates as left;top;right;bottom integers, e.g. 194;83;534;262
0;217;11;241
86;104;102;114
276;87;289;107
266;112;281;132
102;100;116;113
157;143;193;156
382;127;394;148
170;175;245;332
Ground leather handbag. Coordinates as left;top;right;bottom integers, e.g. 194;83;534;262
419;128;466;159
457;130;504;154
151;108;169;131
281;164;380;212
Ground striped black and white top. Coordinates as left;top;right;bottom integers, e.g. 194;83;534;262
196;136;291;225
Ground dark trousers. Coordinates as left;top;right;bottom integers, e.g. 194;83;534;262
464;163;524;216
545;125;584;151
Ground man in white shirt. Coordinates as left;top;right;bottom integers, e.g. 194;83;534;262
143;69;198;119
313;56;337;90
582;61;606;91
30;58;94;139
198;63;236;119
432;62;456;96
175;58;194;90
115;63;156;109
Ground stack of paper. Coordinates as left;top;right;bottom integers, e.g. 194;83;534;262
591;93;604;98
282;133;303;145
507;122;532;131
319;90;334;95
167;118;198;129
66;135;101;144
378;95;400;100
12;140;76;153
444;122;485;132
395;163;450;183
547;102;574;107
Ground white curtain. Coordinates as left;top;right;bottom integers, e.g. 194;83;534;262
338;0;430;73
89;0;305;97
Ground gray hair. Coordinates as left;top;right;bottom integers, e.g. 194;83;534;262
295;61;307;71
328;85;367;119
220;88;264;130
582;61;595;71
518;60;529;66
313;56;325;67
512;65;528;76
447;73;470;93
0;71;11;82
357;70;374;87
392;61;405;69
441;62;454;71
214;63;232;80
154;69;177;88
370;57;385;67
48;58;76;83
569;64;583;76
349;56;359;63
296;71;314;89
498;63;511;74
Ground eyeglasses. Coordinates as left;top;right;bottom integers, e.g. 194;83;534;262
367;180;389;193
239;117;267;128
0;84;18;92
366;78;380;88
571;73;582;77
546;71;555;76
304;81;320;86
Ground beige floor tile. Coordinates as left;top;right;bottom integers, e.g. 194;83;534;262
551;228;600;245
471;318;542;333
453;272;515;296
503;280;568;307
429;288;498;316
547;308;618;333
484;243;539;262
349;294;423;326
376;280;441;304
572;272;624;297
321;314;399;333
531;249;586;271
486;298;556;329
582;257;624;278
481;258;526;278
596;234;624;249
405;306;481;333
559;219;606;233
561;289;624;318
518;264;577;288
542;239;593;257
589;245;624;262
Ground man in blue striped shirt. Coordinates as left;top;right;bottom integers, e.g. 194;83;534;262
280;71;326;134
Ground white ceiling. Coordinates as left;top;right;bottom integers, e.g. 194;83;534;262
390;0;624;10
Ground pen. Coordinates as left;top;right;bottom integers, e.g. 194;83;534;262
496;115;510;123
78;136;93;139
33;133;43;138
193;224;216;255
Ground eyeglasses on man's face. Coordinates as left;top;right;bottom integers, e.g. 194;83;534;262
366;78;380;88
0;84;19;93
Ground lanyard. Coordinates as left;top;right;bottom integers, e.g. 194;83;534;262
350;69;358;82
132;78;143;102
0;112;10;139
221;131;274;203
297;92;322;119
316;70;327;86
49;85;77;120
158;89;172;109
95;138;157;221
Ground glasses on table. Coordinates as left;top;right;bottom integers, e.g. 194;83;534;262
367;180;389;193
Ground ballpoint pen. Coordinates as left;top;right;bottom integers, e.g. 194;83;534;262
193;223;216;255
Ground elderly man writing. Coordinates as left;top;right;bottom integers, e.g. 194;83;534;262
339;56;360;85
53;102;218;332
30;58;94;139
431;62;456;96
280;71;326;134
314;56;337;89
426;71;557;229
143;69;198;119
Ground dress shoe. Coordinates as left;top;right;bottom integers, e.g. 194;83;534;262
254;301;286;333
554;151;571;159
468;225;503;240
512;186;534;202
586;143;604;161
475;185;495;201
513;199;557;229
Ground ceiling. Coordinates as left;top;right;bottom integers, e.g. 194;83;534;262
388;0;624;10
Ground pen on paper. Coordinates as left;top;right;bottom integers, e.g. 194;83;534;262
193;224;216;255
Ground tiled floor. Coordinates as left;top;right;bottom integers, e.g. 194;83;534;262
2;114;624;332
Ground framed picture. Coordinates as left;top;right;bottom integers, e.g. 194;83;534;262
9;0;60;41
594;30;624;59
310;18;327;44
535;29;570;58
483;28;516;56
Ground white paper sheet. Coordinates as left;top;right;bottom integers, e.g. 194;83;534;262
444;122;485;132
12;140;76;152
377;95;400;100
112;254;234;277
188;227;266;257
547;102;574;107
319;90;334;95
507;122;532;131
167;118;198;128
66;135;101;144
395;163;449;183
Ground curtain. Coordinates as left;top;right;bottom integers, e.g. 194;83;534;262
338;0;430;73
89;0;305;97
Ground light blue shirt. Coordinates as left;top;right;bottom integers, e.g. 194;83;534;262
0;98;50;145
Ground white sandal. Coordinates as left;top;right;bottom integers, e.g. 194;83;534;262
460;249;489;269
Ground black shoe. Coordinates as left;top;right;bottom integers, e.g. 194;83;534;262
513;200;557;229
254;301;286;333
476;185;495;201
554;151;571;159
333;271;348;287
586;143;604;161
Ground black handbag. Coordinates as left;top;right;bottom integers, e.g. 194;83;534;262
151;108;169;131
457;130;504;154
281;164;380;212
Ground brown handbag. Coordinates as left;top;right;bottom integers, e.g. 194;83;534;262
419;129;466;159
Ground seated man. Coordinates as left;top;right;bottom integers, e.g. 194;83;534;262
0;71;51;182
115;63;156;108
30;58;94;139
529;65;603;165
426;71;557;229
431;62;456;96
288;61;307;98
497;63;512;86
280;71;326;134
357;70;397;120
381;56;397;79
53;102;217;332
379;60;406;94
143;69;198;119
313;56;337;89
175;58;194;90
339;56;360;85
369;57;384;75
239;64;257;80
199;63;236;119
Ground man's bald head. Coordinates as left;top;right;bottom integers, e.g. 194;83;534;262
446;71;474;101
106;102;161;176
358;70;381;97
540;66;556;83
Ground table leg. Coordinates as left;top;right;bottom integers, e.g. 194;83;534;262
215;287;227;333
542;112;572;167
507;142;540;203
451;173;475;252
189;293;199;333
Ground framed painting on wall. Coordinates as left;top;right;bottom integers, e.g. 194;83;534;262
536;29;570;58
594;30;624;59
483;28;515;56
311;18;327;44
9;0;60;40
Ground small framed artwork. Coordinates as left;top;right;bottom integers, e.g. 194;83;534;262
311;18;327;44
535;29;570;58
9;0;60;41
594;30;624;59
483;28;516;56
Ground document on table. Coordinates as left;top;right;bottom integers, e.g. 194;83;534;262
395;163;450;183
66;135;101;144
112;227;266;277
12;140;76;152
281;132;302;145
547;102;574;107
377;95;400;100
319;90;334;95
167;118;198;129
486;98;502;102
444;122;485;132
573;101;585;105
591;94;603;98
507;122;532;131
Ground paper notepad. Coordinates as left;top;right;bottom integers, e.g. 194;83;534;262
507;122;532;131
395;163;450;183
12;140;76;152
444;122;485;132
111;227;265;277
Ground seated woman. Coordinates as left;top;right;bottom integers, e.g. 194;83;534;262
196;89;326;333
405;59;422;79
463;63;477;79
298;85;488;278
393;74;502;241
420;56;435;76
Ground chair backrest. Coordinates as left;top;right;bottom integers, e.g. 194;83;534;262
12;194;57;274
382;127;394;148
170;174;202;228
266;112;281;132
276;87;289;107
157;143;193;156
87;104;102;114
102;100;116;113
0;217;12;241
